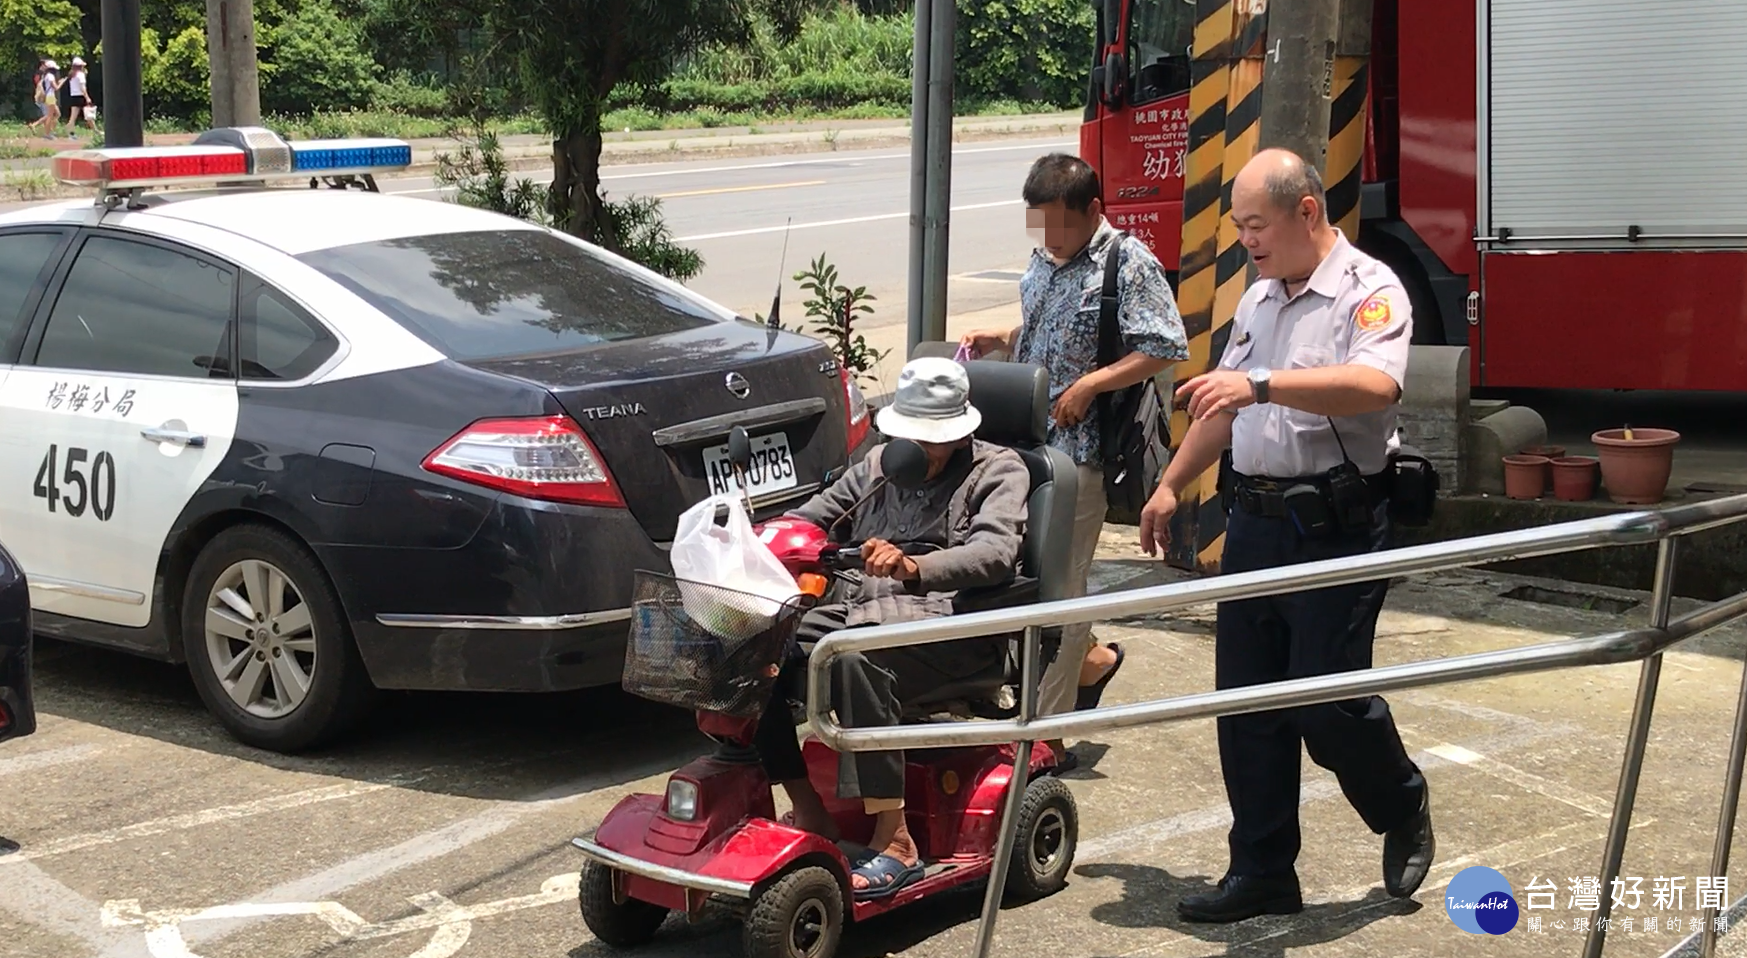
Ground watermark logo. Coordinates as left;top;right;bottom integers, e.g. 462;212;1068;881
1447;866;1520;935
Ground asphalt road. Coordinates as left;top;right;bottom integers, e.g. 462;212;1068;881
375;136;1073;322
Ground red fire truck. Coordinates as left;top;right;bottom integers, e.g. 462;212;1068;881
1080;0;1747;393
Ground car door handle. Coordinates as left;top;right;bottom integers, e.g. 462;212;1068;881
141;427;207;448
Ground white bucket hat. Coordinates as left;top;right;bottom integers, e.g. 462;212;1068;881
875;357;982;444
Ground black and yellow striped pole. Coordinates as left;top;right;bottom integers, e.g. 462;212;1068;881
1165;0;1268;574
1325;0;1374;238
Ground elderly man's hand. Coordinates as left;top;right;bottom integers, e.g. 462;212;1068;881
862;538;920;581
1176;370;1255;421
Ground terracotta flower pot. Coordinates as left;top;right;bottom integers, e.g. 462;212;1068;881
1521;445;1567;459
1591;428;1680;504
1502;454;1550;500
1550;456;1599;502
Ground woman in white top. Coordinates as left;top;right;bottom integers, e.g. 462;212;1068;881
64;57;96;135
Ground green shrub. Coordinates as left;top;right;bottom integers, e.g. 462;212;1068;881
262;0;380;116
370;70;451;118
957;0;1095;109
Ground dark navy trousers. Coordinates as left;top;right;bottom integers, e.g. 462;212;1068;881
1214;498;1426;879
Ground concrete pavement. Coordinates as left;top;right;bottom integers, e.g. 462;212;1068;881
5;530;1747;958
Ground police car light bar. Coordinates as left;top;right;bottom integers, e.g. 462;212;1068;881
53;146;250;189
52;127;412;192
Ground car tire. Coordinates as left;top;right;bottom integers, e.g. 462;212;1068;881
181;523;377;752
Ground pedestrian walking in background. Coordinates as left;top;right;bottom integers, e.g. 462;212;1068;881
960;152;1188;769
64;57;97;136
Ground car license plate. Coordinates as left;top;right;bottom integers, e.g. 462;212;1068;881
704;433;798;498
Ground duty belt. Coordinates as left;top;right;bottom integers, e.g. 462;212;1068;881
1231;471;1390;518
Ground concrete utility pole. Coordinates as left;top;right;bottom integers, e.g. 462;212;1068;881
906;0;955;357
99;0;145;147
206;0;262;128
1257;0;1341;168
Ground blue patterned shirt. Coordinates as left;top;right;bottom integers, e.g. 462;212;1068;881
1014;220;1189;467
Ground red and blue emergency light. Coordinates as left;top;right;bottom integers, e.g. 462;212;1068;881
51;126;413;192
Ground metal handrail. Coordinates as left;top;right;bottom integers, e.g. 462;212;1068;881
801;492;1747;958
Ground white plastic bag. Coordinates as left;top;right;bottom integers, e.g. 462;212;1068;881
669;493;801;641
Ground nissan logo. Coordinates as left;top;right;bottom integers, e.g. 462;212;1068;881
724;372;751;399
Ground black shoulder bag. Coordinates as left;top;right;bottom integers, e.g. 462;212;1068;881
1095;232;1172;521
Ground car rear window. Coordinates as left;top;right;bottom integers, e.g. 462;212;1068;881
296;229;732;361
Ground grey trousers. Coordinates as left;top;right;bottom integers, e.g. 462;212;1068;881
754;603;1006;803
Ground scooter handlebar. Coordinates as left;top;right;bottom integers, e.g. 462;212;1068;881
821;541;942;571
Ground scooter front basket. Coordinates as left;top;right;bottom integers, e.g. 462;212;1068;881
622;571;806;717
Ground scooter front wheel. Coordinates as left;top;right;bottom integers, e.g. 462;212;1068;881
579;860;669;948
743;865;844;958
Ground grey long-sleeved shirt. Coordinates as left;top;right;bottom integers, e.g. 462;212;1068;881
785;440;1030;627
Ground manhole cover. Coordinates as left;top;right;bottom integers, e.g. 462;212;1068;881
1500;585;1639;615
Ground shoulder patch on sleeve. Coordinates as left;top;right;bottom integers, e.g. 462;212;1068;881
1355;291;1394;331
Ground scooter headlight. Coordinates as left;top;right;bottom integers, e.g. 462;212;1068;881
666;778;699;821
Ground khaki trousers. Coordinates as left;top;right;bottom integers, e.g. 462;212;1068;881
1038;463;1107;717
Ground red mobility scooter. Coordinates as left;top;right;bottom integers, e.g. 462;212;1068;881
572;361;1082;958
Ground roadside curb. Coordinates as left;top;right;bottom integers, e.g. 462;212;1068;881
1;114;1081;205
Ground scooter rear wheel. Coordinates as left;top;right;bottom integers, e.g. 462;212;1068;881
579;860;669;947
1004;775;1079;903
743;865;843;958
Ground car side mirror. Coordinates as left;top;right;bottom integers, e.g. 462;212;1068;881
1103;51;1126;107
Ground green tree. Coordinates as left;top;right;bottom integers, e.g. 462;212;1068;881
423;0;802;249
1;0;84;115
261;0;379;115
957;0;1094;108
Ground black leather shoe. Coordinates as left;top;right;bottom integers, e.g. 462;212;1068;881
1383;784;1435;898
1177;873;1304;923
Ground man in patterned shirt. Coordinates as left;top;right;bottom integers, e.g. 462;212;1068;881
960;153;1188;763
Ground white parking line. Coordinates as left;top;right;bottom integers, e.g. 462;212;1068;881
0;778;416;864
167;755;686;953
103;872;577;958
1424;741;1614;817
2;858;155;957
0;743;101;777
1077;718;1579;861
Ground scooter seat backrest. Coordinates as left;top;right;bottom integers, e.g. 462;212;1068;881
958;359;1079;604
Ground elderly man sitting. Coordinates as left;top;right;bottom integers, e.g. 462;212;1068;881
753;357;1030;901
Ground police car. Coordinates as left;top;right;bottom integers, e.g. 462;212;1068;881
0;129;871;752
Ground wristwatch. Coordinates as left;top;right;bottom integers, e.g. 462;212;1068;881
1248;366;1272;404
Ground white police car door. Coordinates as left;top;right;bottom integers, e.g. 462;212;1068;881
0;231;239;627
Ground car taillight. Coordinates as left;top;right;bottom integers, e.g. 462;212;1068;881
0;700;10;733
422;415;625;508
841;368;871;451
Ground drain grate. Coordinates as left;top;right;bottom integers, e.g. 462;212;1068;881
1501;585;1639;615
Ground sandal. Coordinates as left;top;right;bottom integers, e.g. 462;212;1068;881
1075;643;1126;711
850;853;925;900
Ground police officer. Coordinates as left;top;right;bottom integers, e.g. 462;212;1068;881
1138;148;1434;923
